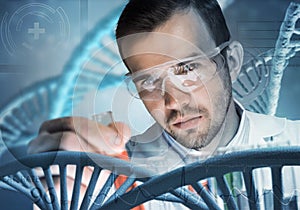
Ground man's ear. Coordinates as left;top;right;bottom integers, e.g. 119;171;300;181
225;41;244;82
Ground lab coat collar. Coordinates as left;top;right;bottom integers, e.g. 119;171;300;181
246;110;286;139
226;101;287;150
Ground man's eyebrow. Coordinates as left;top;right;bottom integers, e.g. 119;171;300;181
177;52;202;61
184;52;200;58
171;52;200;66
133;73;150;81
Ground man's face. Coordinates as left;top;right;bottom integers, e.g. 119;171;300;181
120;9;233;150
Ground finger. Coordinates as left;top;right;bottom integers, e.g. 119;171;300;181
39;117;75;134
28;132;63;154
108;122;131;145
75;121;128;155
59;128;122;155
28;131;88;154
57;131;91;152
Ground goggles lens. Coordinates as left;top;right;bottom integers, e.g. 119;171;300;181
126;42;229;101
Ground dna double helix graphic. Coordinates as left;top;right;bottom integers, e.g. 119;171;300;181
233;2;300;116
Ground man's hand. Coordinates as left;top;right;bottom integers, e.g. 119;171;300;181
28;117;132;209
27;116;131;155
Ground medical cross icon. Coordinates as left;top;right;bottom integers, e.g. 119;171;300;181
28;22;45;40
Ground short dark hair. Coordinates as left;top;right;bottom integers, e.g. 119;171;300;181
116;0;230;46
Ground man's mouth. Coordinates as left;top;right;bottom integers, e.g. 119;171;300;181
172;115;203;130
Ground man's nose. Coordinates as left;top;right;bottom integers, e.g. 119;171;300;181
163;79;191;110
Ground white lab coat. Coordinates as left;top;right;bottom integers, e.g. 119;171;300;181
127;109;300;209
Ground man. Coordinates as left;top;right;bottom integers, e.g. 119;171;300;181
28;0;300;209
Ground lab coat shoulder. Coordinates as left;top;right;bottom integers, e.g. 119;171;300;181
245;110;300;145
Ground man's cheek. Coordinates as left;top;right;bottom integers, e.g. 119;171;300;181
150;108;166;124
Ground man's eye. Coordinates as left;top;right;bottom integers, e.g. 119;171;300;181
173;63;200;75
186;63;200;71
141;77;157;91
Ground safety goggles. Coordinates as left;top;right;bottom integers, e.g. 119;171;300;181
125;41;230;101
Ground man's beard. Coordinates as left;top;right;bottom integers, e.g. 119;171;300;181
165;105;210;149
165;91;232;150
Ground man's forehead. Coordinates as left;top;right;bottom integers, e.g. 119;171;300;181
124;53;181;72
119;32;210;60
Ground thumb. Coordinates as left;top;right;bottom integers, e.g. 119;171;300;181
108;122;131;148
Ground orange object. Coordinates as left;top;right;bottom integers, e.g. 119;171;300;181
114;151;145;210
